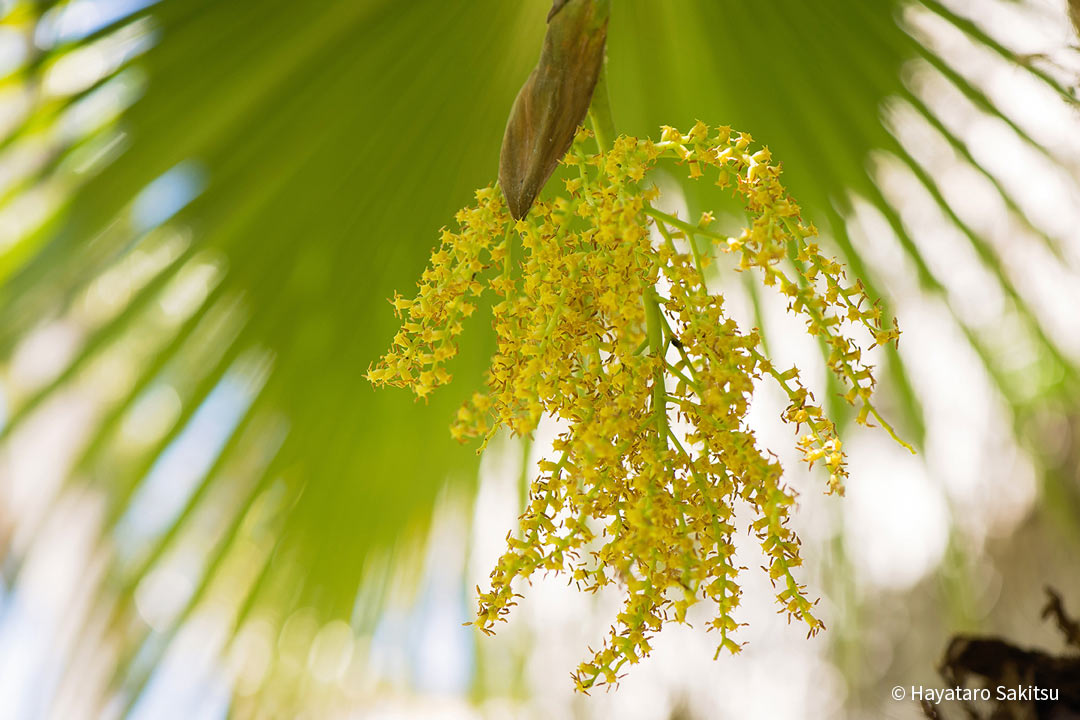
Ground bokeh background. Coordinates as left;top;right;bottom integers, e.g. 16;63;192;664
1;0;1080;718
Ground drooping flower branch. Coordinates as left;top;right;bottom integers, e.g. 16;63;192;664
366;122;908;691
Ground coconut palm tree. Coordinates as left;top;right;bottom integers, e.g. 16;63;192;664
1;0;1078;717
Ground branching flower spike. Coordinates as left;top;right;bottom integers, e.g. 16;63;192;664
367;122;910;692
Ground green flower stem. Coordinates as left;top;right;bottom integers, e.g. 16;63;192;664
587;62;615;153
589;38;674;457
663;360;700;394
644;287;668;443
640;219;679;450
642;206;721;240
651;207;707;284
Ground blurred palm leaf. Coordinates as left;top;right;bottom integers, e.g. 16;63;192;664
0;0;1078;716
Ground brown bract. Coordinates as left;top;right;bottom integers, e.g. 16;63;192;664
499;0;608;219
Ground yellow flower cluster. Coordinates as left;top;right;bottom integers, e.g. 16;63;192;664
367;122;907;691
